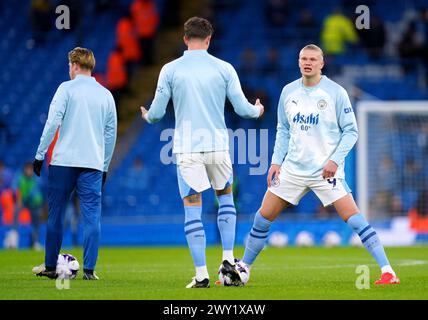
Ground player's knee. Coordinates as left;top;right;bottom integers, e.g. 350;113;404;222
259;192;289;221
184;193;201;205
258;207;276;221
215;185;232;196
343;211;361;223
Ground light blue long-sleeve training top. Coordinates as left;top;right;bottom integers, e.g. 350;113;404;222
145;49;261;153
35;74;117;172
271;75;358;179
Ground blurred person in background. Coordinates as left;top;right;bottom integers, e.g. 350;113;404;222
106;47;128;115
131;0;159;65
398;21;425;75
116;13;142;76
408;189;428;232
29;0;54;47
357;15;386;60
321;7;358;56
0;160;14;225
12;162;44;250
321;7;358;75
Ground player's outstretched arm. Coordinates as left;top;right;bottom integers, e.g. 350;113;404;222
35;83;68;164
141;65;172;124
226;64;262;119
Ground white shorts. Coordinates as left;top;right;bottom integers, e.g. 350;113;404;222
176;151;233;198
268;171;351;207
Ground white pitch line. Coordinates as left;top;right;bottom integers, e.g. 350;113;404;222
255;259;428;270
395;259;428;266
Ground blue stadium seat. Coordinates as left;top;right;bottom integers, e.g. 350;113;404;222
3;0;426;221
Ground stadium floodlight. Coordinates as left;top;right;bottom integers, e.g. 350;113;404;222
357;101;428;220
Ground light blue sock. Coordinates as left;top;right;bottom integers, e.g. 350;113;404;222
347;213;390;268
243;211;272;266
184;206;206;267
217;193;237;252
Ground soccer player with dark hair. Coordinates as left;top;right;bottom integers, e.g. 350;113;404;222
32;47;117;280
238;44;400;286
140;17;264;288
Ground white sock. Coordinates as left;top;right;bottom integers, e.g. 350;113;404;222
195;266;209;281
381;265;396;276
222;250;235;265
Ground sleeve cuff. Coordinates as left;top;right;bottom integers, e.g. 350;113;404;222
271;155;283;166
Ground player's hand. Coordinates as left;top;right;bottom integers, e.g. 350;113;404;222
102;172;107;187
322;160;338;179
33;159;43;177
255;98;264;118
267;164;281;187
140;106;149;121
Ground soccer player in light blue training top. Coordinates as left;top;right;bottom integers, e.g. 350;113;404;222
239;44;399;286
140;17;264;288
32;47;117;280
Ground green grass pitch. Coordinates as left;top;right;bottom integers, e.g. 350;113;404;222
0;246;427;300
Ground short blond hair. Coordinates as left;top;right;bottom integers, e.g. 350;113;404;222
68;47;96;71
299;44;324;60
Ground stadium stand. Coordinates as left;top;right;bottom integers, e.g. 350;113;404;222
102;0;428;219
1;0;427;247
